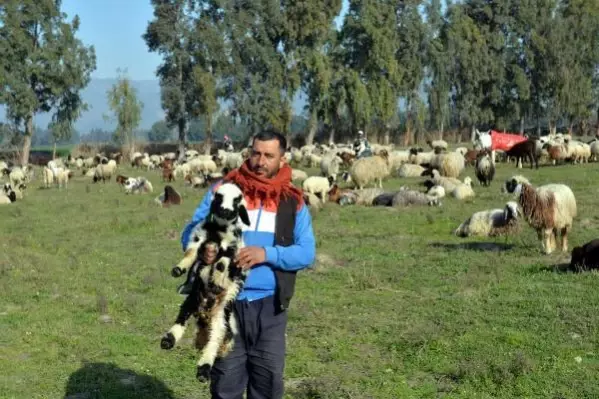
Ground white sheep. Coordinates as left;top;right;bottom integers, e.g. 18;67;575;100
475;151;495;186
349;151;391;190
291;169;308;182
391;186;444;207
454;201;520;237
427;139;448;151
302;176;334;204
124;177;154;194
505;179;577;254
451;177;475;200
0;183;17;204
501;175;530;195
427;169;463;193
397;163;427;178
320;153;342;180
431;151;465;178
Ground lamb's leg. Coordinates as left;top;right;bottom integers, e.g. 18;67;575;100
172;240;203;277
542;229;554;254
161;291;201;349
561;227;569;252
196;304;228;383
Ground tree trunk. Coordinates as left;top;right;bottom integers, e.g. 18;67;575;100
439;120;444;140
205;116;213;155
52;141;57;159
178;118;188;160
328;126;335;144
383;123;390;145
520;117;525;135
20;113;34;166
305;111;317;145
128;130;136;161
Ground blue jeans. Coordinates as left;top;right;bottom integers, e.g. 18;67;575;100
209;295;288;399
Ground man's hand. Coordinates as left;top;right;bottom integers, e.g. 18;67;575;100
235;247;266;270
201;243;219;265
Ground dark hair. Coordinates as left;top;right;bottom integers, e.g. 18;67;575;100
252;129;287;153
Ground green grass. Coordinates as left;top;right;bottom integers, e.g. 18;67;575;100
2;161;599;399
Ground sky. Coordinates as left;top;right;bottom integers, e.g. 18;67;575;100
61;0;350;81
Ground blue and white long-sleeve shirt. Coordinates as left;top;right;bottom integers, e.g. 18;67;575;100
181;182;316;302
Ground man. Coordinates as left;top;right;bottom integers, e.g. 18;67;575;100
180;129;316;399
353;130;372;159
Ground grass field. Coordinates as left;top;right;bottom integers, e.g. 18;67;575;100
2;159;599;399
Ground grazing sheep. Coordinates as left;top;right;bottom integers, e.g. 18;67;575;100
302;176;334;204
303;191;323;211
475;150;495;186
426;139;448;151
93;162;116;183
505;179;577;254
397;163;427;178
454;201;520;237
162;183;250;382
349;150;391;189
320;154;341;181
451;177;475;200
155;185;183;207
504;139;539;169
391;186;443;207
570;239;599;271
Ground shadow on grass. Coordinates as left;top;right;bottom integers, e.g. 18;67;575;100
536;262;598;274
429;241;515;252
64;362;175;399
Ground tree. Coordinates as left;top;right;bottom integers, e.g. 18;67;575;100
148;120;173;142
0;0;96;165
105;71;143;159
48;120;75;158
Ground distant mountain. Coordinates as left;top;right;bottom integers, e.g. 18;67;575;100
0;79;308;134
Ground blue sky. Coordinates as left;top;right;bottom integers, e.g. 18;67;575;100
62;0;350;81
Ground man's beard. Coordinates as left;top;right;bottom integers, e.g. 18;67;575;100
253;165;278;179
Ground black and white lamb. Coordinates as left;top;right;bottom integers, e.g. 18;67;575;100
454;201;520;237
161;182;251;383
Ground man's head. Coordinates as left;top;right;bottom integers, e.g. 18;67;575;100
249;129;287;179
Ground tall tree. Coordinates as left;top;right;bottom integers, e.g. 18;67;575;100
105;72;143;159
0;0;96;165
341;0;401;143
144;0;201;158
148;120;173;142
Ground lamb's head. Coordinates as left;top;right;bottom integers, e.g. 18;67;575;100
124;177;138;193
463;176;472;187
502;175;529;194
3;183;16;202
327;175;335;187
210;183;250;226
504;201;520;221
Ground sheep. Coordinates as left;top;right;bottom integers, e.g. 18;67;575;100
463;149;480;166
330;187;384;206
303;191;323;211
116;175;129;186
501;175;530;195
161;183;251;383
291;168;308;182
426;139;448;151
505;179;577;254
454;201;520;237
397;163;427;178
570;239;599;271
162;164;175;182
0;184;17;205
124;177;154;194
431;151;465;178
348;150;391;190
475;150;495;187
409;149;435;167
320;153;342;181
504;140;539;169
391;186;443;207
424;169;462;193
9;167;28;190
455;147;468;156
154;185;183;207
93;162;116;183
302;176;335;204
451;177;475;200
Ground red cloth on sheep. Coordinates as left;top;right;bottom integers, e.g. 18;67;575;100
224;160;304;211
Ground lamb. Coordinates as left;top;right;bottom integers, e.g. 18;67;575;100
124;177;154;194
451;177;475;200
397;163;427;178
475;150;495;186
320;153;342;181
154;185;183;207
348;150;391;189
424;169;462;193
116;175;129;186
302;176;335;204
332;187;385;206
504;178;577;254
93;161;117;183
570;239;599;271
454;201;520;237
426;139;448;151
161;183;251;382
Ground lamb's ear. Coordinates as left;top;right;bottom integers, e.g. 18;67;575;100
238;204;250;226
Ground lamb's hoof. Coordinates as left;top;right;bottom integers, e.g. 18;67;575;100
171;266;184;277
196;364;211;383
161;333;175;350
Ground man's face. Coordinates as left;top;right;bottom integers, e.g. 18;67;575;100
249;139;284;179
